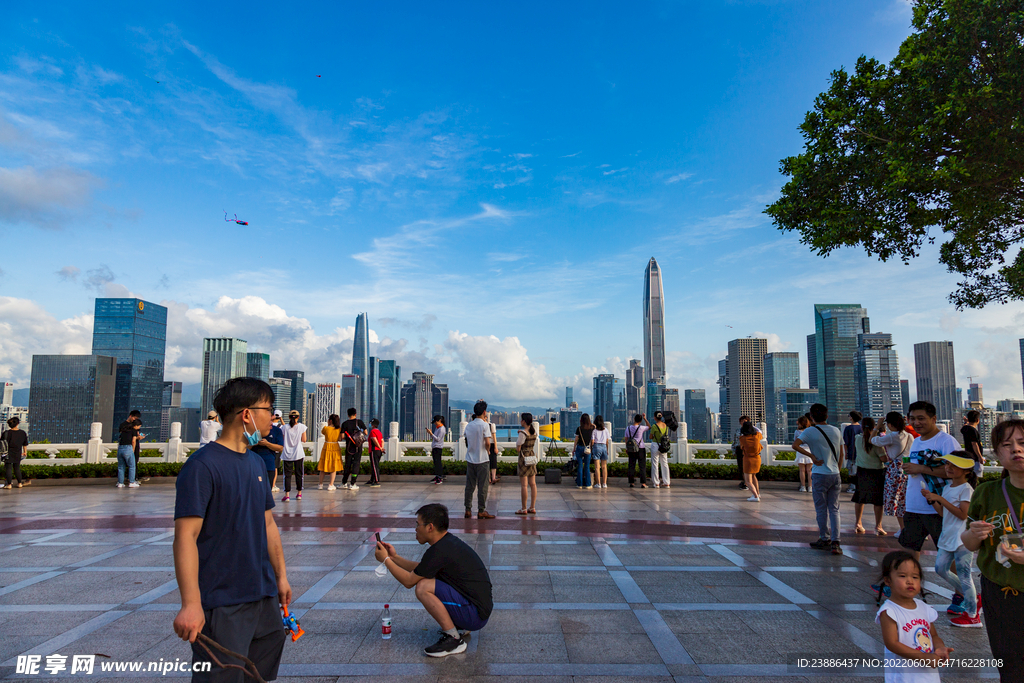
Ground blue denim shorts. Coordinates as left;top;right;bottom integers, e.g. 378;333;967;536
592;444;608;461
434;579;487;631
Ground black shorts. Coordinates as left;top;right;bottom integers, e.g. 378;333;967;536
274;453;281;471
898;511;943;552
191;595;284;683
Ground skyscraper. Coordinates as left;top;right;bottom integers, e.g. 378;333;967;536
400;372;446;441
724;338;768;441
1;382;13;406
717;358;728;430
900;379;911;411
855;333;903;417
376;360;401;429
780;388;818;443
807;334;818;389
968;383;984;407
565;387;573;409
341;374;364;415
246;353;270;382
160;381;182;441
643;258;666;386
684;389;710;442
646;379;665;422
91;298;167;431
594;374;628;438
764;352;800;444
1020;339;1024;399
914;341;957;421
314;383;342;429
814;304;870;425
29;355;116;442
368;356;380;420
201;339;248;416
352;313;369;417
269;377;293;415
626;360;645;417
272;370;306;422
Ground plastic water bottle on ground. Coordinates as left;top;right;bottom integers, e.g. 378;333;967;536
381;604;392;639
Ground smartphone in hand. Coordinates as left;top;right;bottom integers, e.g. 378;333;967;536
374;532;382;544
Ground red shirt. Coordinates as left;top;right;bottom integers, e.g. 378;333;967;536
369;428;384;451
905;425;920;438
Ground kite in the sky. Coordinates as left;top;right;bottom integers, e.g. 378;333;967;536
316;75;322;78
224;211;248;226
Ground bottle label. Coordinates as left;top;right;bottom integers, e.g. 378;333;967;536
382;619;392;634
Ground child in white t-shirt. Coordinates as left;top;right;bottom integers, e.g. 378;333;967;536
875;550;952;682
923;453;978;626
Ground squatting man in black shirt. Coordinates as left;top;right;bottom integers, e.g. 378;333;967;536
374;503;493;657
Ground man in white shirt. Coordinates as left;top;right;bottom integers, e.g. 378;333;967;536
793;403;845;555
463;401;494;520
900;401;957;561
199;411;221;446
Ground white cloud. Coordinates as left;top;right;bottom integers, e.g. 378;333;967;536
442;331;559;402
0;165;102;228
665;172;693;184
0;297;93;385
754;332;791;353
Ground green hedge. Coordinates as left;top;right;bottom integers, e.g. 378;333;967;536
25;449;82;459
17;459;1012;483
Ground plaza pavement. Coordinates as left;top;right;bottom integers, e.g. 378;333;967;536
0;476;1000;682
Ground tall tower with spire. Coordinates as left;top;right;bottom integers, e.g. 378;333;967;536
352;313;369;417
643;258;666;386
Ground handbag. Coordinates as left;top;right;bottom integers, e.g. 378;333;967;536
520;431;539;467
581;428;592;456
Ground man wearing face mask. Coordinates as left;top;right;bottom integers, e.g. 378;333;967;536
172;377;291;683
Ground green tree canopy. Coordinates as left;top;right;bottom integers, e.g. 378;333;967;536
765;0;1023;308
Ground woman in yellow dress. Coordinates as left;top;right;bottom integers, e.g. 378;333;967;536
317;414;344;490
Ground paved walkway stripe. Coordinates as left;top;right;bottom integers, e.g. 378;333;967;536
748;569;816;604
0;570;66;597
654;602;802;611
0;604;119;612
805;609;884;655
608;570;649;603
633;608;694;664
69;544;142;567
1;610;130;666
125;579;179;605
293;570;350;604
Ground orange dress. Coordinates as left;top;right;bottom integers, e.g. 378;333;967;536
318;425;343;472
740;434;762;474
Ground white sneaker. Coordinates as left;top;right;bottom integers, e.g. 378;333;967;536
342;483;351;489
746;495;760;502
327;484;337;491
798;486;807;492
116;483;125;488
317;483;323;490
349;484;359;491
128;482;140;488
271;486;280;492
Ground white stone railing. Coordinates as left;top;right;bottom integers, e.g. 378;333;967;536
21;420;1004;473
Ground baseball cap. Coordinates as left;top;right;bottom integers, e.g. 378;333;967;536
938;454;976;470
273;409;283;417
207;411;217;419
288;410;300;417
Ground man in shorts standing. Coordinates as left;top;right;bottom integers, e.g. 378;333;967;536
172;377;291;682
900;401;956;561
375;503;492;657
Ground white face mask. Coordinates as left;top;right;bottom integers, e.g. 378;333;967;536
374;561;388;578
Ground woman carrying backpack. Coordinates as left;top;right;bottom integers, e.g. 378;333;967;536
650;412;671;488
574;413;595;489
739;420;763;502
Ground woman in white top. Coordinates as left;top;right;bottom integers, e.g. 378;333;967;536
591;415;612;489
793;414;813;493
870;411;913;538
280;410;308;501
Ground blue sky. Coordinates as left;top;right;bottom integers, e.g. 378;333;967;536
2;0;1023;409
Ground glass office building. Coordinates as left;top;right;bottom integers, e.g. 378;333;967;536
594;374;628;439
29;355;116;442
246;353;270;382
201;338;248;416
273;370;305;422
855;333;903;417
376;360;401;429
914;341;957;422
684;389;710;442
91;298;167;434
813;304;870;426
781;388;819;444
764;352;800;444
643;258;667;385
352;313;369;417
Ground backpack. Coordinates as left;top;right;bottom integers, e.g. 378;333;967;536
344;425;367;455
625;425;640;454
0;433;7;461
652;424;671;454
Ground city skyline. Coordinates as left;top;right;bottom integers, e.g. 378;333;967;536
4;3;1024;409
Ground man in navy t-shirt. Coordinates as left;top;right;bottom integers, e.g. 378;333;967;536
172;378;292;683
